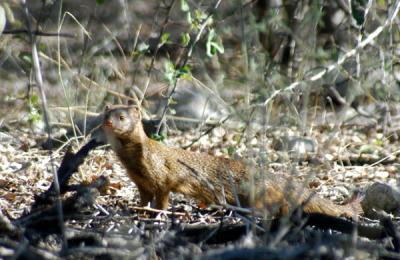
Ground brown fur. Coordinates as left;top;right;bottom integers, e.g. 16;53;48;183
103;105;361;218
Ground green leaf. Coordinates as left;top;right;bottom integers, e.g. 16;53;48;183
181;33;190;47
191;9;207;31
30;94;39;106
227;146;236;156
180;0;189;12
137;42;149;52
177;64;192;79
359;144;374;154
169;108;176;115
96;0;105;4
164;60;177;84
29;113;41;123
150;133;166;142
209;41;224;55
233;134;241;143
372;134;384;147
39;43;47;52
206;29;224;57
168;98;177;105
28;95;42;124
132;42;149;58
180;64;191;74
195;9;207;21
159;32;171;47
180;73;192;81
21;53;32;65
186;11;192;25
377;0;386;7
373;139;383;146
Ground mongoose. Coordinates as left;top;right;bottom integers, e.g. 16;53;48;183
102;105;361;218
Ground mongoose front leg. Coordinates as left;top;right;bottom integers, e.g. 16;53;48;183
137;186;154;207
155;191;170;210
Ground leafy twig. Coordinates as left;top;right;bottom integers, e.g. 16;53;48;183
258;0;400;108
156;0;223;134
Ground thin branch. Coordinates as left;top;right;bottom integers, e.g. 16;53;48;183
20;0;68;248
140;0;176;106
155;0;222;134
258;0;400;107
3;29;74;37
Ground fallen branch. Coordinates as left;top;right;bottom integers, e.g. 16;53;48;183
131;206;188;217
33;138;102;208
14;138;104;237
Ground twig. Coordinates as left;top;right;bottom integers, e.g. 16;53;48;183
140;0;176;106
3;29;74;37
367;148;400;168
131;206;188;217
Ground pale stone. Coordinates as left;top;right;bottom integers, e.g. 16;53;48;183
375;171;389;179
324;153;334;161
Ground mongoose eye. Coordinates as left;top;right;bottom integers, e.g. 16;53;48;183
119;115;125;121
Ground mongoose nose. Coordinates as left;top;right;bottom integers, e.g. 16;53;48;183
104;119;113;127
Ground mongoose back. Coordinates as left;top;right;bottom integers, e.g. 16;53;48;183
102;105;361;218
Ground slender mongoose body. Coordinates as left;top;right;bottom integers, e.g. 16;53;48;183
102;105;360;218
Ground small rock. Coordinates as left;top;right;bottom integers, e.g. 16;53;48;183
336;174;344;182
104;169;113;176
324;153;334;161
269;152;279;162
212;127;225;138
273;136;317;154
375;171;389;179
250;137;258;146
198;135;209;146
330;195;338;201
351;135;363;143
0;157;9;171
335;186;350;197
344;171;355;178
214;149;224;157
0;132;13;142
388;179;397;186
9;162;22;171
210;136;220;144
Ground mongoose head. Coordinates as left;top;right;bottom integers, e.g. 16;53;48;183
102;105;142;139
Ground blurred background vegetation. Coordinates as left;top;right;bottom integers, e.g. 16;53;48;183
0;0;399;144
